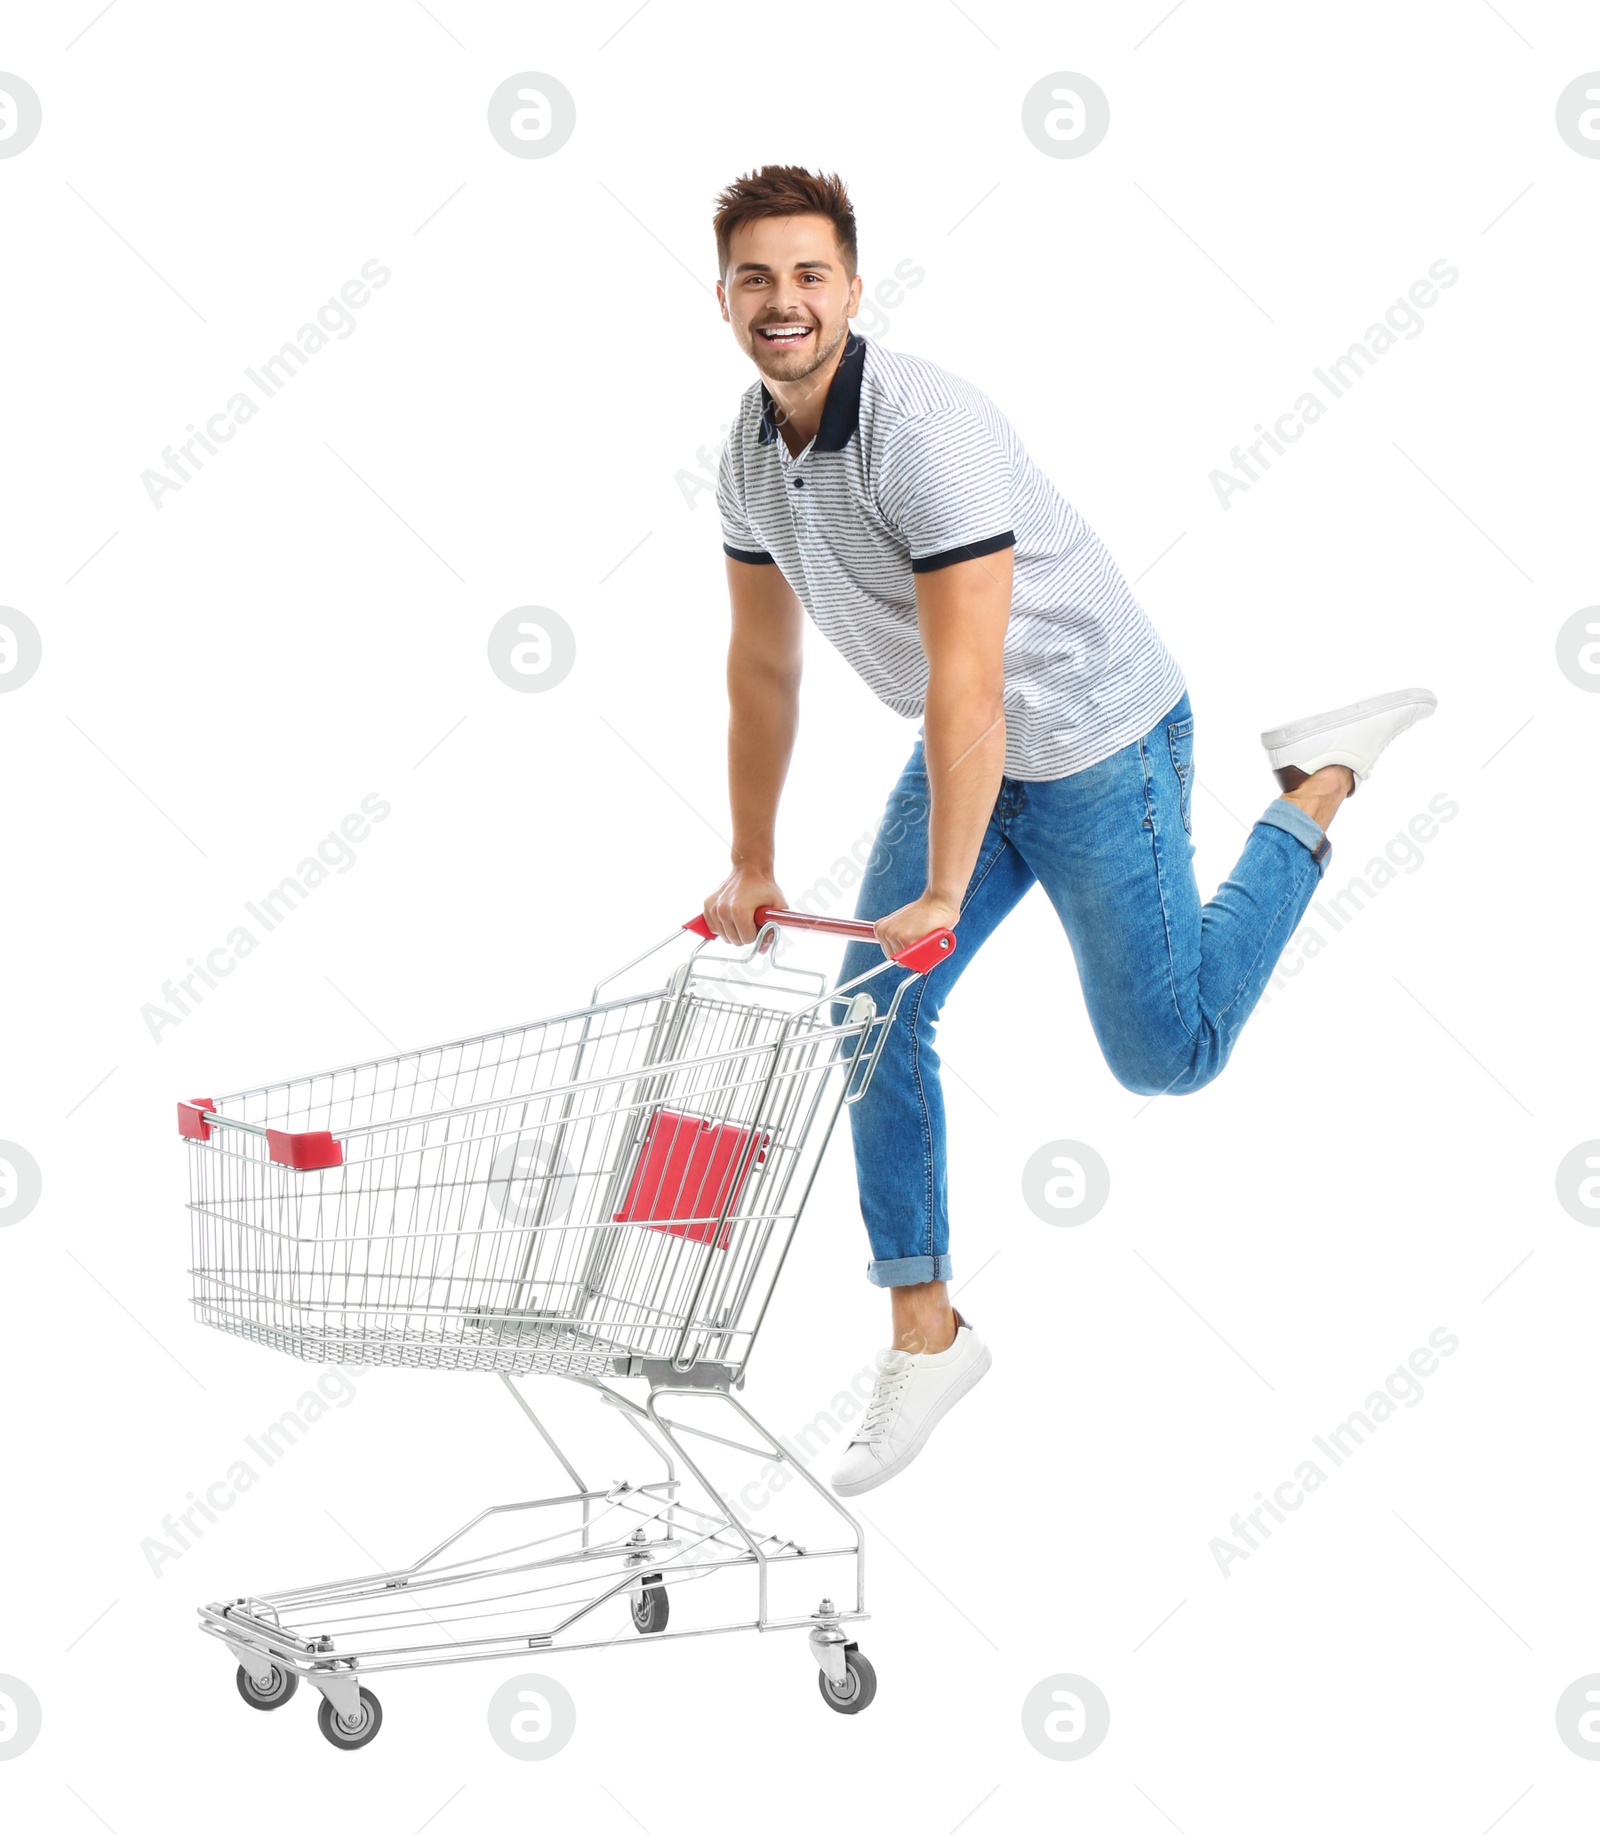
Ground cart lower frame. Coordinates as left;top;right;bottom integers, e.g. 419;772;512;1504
200;1368;876;1742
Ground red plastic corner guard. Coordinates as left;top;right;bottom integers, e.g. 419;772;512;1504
265;1128;344;1171
177;1097;216;1140
891;928;958;974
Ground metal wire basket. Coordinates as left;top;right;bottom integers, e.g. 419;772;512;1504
181;910;952;1382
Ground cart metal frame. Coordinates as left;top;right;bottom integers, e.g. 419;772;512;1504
180;907;955;1745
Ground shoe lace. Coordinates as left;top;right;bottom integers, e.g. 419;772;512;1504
852;1351;914;1446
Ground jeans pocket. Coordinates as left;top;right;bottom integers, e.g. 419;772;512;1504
1167;716;1195;836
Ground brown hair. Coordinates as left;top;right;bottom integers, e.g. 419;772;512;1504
712;166;857;280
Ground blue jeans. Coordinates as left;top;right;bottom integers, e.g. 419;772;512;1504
832;690;1332;1287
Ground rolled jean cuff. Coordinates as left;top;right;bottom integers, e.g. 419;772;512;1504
867;1252;953;1288
1257;797;1332;873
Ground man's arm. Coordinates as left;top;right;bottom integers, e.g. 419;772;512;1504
701;556;805;944
872;548;1013;957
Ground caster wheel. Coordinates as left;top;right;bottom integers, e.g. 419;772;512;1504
631;1581;669;1635
818;1647;876;1715
316;1687;383;1750
236;1662;299;1710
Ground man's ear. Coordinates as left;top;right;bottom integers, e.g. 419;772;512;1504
716;279;730;322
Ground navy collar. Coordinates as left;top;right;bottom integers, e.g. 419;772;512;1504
757;329;866;452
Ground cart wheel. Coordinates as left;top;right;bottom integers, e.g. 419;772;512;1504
817;1647;876;1715
236;1662;299;1710
316;1687;383;1750
631;1583;669;1635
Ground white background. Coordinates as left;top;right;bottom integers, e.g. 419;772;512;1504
2;0;1598;1828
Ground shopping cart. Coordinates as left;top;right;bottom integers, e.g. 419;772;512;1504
179;904;955;1748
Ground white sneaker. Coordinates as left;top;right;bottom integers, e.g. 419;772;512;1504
830;1311;992;1498
1260;686;1437;797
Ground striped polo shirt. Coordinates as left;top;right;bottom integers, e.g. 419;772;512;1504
717;330;1185;781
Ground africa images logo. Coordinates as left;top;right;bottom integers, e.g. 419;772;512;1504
1209;261;1460;508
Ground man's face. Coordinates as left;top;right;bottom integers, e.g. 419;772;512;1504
718;213;863;385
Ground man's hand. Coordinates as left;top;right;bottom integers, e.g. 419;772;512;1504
703;861;786;946
873;891;961;960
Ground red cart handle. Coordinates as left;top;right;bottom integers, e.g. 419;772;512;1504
684;905;956;975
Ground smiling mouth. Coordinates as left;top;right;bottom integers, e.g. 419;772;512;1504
756;322;814;347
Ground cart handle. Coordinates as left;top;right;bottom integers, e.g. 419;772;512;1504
684;905;957;975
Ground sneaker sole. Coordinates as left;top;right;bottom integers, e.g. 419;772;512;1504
830;1342;994;1499
1260;686;1436;752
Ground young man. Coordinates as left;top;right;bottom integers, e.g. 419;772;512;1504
699;167;1435;1499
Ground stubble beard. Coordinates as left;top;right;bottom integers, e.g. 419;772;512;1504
748;310;850;387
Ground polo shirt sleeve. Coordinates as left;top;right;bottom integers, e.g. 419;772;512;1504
716;431;775;565
875;405;1017;574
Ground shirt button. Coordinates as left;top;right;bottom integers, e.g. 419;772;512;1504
792;476;805;489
